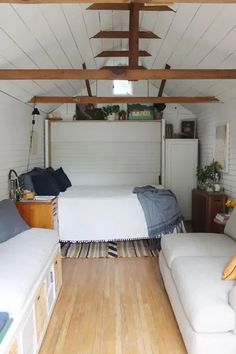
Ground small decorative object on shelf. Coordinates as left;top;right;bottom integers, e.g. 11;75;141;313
102;105;120;121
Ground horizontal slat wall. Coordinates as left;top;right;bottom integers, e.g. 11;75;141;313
50;121;162;186
197;102;236;199
0;92;45;200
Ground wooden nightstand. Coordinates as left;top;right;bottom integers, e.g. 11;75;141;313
16;198;58;229
192;189;227;233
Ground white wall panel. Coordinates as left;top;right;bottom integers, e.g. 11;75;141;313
50;121;162;186
0;92;45;200
196;101;236;199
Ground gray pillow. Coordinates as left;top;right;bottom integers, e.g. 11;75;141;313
224;207;236;240
0;199;30;243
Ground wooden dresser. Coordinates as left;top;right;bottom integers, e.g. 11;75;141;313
16;197;58;229
192;189;227;233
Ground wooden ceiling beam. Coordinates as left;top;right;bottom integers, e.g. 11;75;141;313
0;1;235;4
82;62;92;97
96;50;151;57
87;3;174;11
29;96;220;104
92;30;160;39
101;65;146;69
1;69;236;80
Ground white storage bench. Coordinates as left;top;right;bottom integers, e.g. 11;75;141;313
0;228;62;354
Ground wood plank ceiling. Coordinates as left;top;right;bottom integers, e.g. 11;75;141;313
0;2;236;111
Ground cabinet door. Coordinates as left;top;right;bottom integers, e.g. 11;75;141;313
35;282;48;343
54;253;62;296
165;139;198;220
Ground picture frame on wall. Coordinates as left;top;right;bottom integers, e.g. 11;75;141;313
215;123;229;173
180;119;196;138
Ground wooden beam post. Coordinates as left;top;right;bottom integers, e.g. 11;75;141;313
129;3;140;69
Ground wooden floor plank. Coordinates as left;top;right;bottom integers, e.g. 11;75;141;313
40;257;186;354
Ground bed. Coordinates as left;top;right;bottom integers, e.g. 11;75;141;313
58;185;184;243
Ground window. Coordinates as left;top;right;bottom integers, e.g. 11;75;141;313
113;80;133;95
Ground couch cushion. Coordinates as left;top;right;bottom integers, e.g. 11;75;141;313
0;199;30;243
171;256;235;333
161;233;236;269
0;228;59;315
225;207;236;240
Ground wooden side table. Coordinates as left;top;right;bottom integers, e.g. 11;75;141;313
192;189;227;233
16;198;58;229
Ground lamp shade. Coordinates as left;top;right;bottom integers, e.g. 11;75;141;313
32;107;40;116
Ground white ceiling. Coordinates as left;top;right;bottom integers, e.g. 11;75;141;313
0;3;236;112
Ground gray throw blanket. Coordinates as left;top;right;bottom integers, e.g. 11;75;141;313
133;186;184;242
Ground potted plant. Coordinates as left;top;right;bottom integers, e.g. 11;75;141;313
196;160;222;192
102;105;120;121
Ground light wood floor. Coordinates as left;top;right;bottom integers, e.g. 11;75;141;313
40;257;186;354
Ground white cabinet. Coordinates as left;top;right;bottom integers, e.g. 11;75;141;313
164;139;198;220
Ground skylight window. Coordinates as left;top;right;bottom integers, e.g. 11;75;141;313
113;80;133;95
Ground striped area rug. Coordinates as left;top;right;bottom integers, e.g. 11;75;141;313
61;239;158;258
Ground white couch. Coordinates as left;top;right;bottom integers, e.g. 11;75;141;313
0;228;61;354
160;207;236;354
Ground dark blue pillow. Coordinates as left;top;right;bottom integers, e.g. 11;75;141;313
0;199;30;243
52;168;72;192
31;171;60;196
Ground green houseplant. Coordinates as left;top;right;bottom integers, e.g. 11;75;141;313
102;105;120;120
196;160;222;191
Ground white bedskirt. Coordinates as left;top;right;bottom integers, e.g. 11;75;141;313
58;185;152;242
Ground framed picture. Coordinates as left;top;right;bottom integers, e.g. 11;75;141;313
127;103;154;120
215;123;229;173
180;119;196;138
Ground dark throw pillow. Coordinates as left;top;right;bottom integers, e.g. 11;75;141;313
0;199;30;243
31;171;60;196
53;168;72;192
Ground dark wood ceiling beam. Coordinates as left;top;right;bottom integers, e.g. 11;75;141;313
87;4;175;11
158;64;171;97
129;3;140;69
101;65;146;69
92;30;160;39
96;50;151;57
82;62;92;97
29;96;220;104
2;69;236;80
0;1;235;4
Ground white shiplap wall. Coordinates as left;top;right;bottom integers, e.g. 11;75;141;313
50;121;162;186
195;101;236;199
0;92;45;199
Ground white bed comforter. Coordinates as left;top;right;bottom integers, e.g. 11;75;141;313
58;185;159;242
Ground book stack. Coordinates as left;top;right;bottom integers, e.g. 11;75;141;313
0;312;13;343
215;213;230;223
